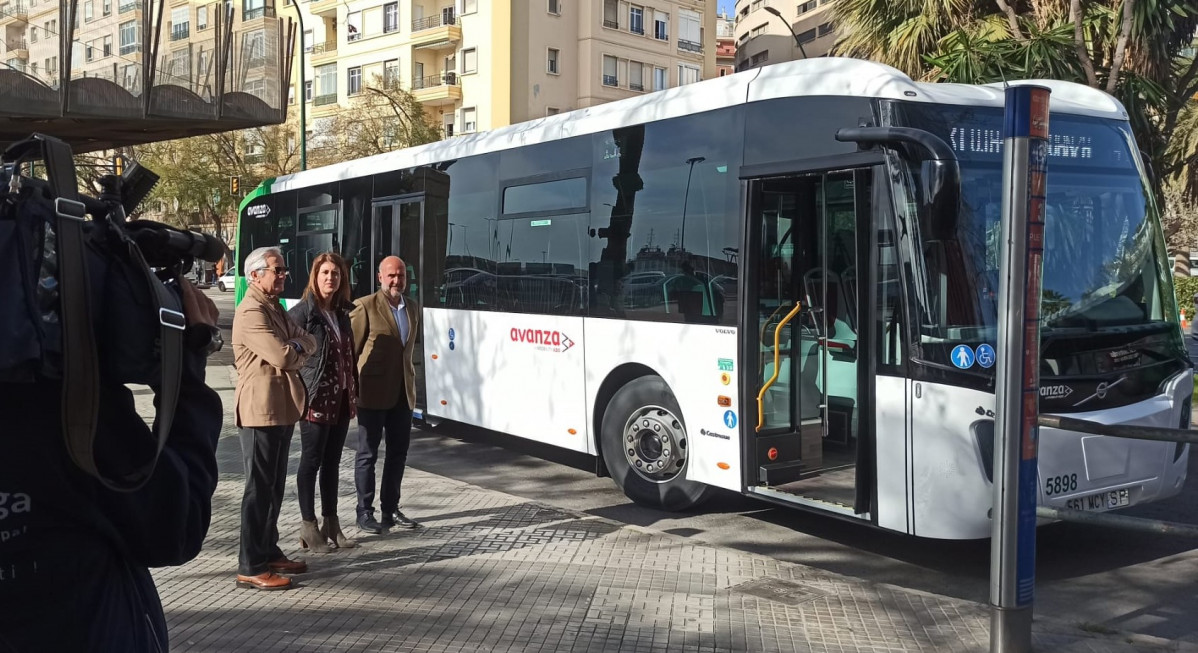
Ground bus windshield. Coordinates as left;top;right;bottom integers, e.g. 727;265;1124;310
889;102;1185;394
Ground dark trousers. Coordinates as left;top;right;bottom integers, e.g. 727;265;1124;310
238;424;294;576
355;397;412;516
296;397;352;521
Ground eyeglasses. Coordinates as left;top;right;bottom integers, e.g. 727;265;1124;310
258;266;289;276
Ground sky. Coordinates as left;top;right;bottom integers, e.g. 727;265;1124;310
718;0;733;16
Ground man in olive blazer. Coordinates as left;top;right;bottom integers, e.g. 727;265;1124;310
231;246;316;591
350;255;422;533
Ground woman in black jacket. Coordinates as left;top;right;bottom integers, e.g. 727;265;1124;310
288;252;359;552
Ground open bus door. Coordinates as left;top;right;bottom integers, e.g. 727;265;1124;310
743;165;877;518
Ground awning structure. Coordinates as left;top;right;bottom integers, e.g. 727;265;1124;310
0;0;295;152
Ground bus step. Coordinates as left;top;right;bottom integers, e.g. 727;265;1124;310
758;461;817;486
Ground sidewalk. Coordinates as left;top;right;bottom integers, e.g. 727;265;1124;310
144;365;1195;653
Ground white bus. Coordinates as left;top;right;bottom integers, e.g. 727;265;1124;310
236;57;1191;539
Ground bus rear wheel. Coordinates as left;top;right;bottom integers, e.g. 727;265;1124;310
600;376;712;511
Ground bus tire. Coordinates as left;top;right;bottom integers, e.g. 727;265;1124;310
600;376;712;511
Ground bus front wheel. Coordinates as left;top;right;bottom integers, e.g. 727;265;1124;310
600;376;712;511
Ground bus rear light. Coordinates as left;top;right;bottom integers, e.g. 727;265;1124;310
568;428;577;435
717;462;730;470
431;354;439;360
440;400;448;406
767;447;778;461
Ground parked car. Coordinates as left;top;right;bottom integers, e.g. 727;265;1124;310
217;270;236;292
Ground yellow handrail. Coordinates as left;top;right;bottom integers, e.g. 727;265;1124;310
756;302;801;432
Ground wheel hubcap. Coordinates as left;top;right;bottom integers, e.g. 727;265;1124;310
622;405;686;483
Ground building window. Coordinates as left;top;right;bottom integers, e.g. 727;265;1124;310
629;61;643;91
463;0;476;13
348;66;361;95
119;20;138;55
602;54;617;86
197;5;207;29
83;0;93;21
797;27;816;44
653;66;666;91
103;35;111;56
798;0;817;14
347;11;361;41
462;107;476;133
303;30;312;52
170;6;189;40
103;0;110;15
547;48;559;75
818;22;833;37
678;63;700;85
750;51;768;66
547;107;559;116
85;44;94;62
462;47;477;74
305;80;313;102
602;0;617;28
30;27;36;42
384;58;399;85
679;10;702;51
653;11;668;40
629;6;643;34
384;2;398;33
548;0;559;14
315;64;337;104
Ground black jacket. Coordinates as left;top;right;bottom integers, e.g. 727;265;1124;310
0;348;222;652
288;295;356;401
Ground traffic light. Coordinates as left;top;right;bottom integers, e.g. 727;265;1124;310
230;175;240;196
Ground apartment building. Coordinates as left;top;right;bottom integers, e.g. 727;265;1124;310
293;0;716;139
733;0;835;71
715;9;733;76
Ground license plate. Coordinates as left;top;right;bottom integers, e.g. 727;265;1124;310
1064;488;1131;512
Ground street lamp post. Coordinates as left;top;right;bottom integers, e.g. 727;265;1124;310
763;6;808;60
679;156;705;251
289;0;307;170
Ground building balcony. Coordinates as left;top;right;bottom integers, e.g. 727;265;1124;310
678;39;702;54
0;1;28;23
310;41;337;63
411;71;460;106
313;92;337;106
5;37;27;59
309;0;336;16
410;13;460;50
118;0;138;13
243;5;276;21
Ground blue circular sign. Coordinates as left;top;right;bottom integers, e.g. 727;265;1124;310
448;328;456;341
951;344;975;369
975;343;995;369
723;410;738;429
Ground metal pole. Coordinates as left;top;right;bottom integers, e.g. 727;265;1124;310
990;85;1051;653
680;156;703;250
763;7;807;60
289;0;307;170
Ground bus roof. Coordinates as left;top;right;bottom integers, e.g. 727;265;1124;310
270;56;1128;193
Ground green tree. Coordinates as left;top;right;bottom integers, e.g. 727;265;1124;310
310;75;442;164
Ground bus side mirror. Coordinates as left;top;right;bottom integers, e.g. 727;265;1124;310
836;127;960;236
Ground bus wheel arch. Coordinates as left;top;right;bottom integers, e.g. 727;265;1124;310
597;372;713;511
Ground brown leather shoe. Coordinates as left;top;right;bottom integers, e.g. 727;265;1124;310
235;572;292;590
267;556;308;574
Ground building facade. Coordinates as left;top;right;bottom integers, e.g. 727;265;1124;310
715;10;733;76
293;0;716;138
732;0;835;72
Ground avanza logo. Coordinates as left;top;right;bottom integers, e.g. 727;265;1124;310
510;327;574;353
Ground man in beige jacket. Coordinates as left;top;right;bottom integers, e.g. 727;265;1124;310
232;246;316;591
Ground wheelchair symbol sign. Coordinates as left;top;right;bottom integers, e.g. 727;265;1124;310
975;344;995;369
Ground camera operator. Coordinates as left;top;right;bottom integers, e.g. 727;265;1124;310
0;278;222;652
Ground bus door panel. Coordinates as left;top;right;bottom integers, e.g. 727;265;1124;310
745;167;874;515
371;197;427;409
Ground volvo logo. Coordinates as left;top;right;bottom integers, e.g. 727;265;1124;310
1073;376;1127;408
